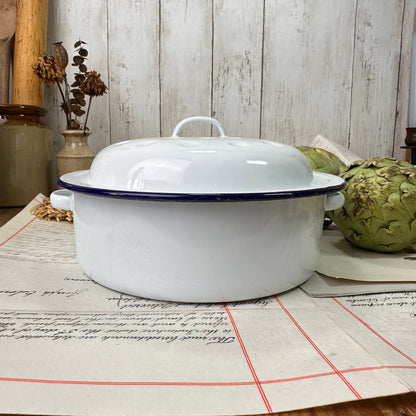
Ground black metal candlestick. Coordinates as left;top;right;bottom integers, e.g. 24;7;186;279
402;128;416;164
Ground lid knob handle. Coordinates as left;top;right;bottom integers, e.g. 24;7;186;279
171;116;227;138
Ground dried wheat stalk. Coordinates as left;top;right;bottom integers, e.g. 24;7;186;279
30;197;73;222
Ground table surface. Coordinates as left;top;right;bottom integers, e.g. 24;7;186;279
0;207;415;416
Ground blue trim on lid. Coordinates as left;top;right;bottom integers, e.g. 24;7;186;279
57;178;345;202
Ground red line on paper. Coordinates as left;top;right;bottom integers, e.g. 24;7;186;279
343;365;416;373
332;297;416;365
262;364;416;385
0;217;37;247
261;371;334;385
274;296;362;399
224;304;273;414
1;365;414;387
0;306;277;313
0;377;254;386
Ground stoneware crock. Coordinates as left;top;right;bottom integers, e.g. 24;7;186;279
51;117;345;303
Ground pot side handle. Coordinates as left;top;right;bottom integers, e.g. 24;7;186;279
324;191;345;211
171;116;227;138
50;189;74;211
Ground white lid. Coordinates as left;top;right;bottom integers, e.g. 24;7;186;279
89;117;312;193
59;117;345;200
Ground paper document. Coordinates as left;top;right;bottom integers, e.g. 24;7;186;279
301;272;416;297
0;196;415;416
311;134;361;165
317;227;416;282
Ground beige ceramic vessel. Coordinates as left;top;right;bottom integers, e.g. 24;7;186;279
56;130;95;179
0;104;51;207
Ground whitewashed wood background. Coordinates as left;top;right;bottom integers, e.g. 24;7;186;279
45;0;414;175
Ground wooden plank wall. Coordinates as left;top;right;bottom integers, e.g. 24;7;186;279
45;0;412;179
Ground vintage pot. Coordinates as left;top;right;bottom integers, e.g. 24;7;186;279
0;104;51;207
56;129;95;178
50;117;345;303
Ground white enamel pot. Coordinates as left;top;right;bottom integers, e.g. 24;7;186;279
51;117;345;303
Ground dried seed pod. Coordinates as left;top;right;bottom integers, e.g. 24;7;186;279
53;42;69;71
79;48;88;57
74;39;87;48
72;56;84;65
70;119;81;129
71;105;86;117
60;101;69;113
71;89;85;101
75;74;85;83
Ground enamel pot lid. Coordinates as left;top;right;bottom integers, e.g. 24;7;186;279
58;117;345;201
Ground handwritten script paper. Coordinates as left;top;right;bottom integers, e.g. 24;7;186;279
0;195;415;415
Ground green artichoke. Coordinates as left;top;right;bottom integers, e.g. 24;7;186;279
297;146;346;175
327;157;416;253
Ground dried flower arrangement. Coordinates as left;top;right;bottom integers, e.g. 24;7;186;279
33;40;107;132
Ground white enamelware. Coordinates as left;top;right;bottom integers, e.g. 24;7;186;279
51;117;345;303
